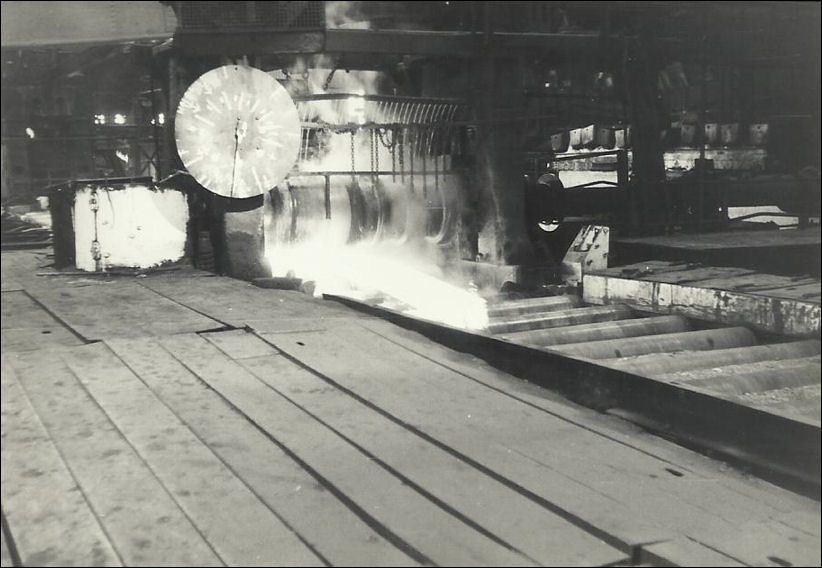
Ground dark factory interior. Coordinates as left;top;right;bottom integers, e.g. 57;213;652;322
1;2;820;567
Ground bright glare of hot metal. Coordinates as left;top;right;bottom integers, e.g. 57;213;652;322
268;54;486;330
267;236;488;331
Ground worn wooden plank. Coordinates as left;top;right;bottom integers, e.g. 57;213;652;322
204;330;627;567
773;509;822;538
106;336;416;567
639;267;757;285
600;262;750;280
5;350;222;566
641;538;745;567
749;283;822;302
583;273;821;336
139;273;357;328
1;356;121;567
160;333;533;567
679;275;818;295
603;260;696;277
256;326;670;549
1;291;85;353
0;515;12;568
1;327;81;353
23;280;222;340
261;323;821;567
1;291;55;329
359;318;711;468
596;262;820;299
354;318;821;528
242;317;350;334
60;342;320;566
193;328;282;358
2;293;79;350
614;227;822;250
0;251;48;286
589;261;819;290
586;267;820;315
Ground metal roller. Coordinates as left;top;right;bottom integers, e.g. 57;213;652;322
659;356;821;396
487;304;634;334
732;385;821;423
268;176;351;247
550;327;757;360
604;340;822;377
346;177;383;243
487;295;581;319
501;315;690;347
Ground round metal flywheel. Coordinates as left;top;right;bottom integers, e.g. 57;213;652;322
175;65;301;199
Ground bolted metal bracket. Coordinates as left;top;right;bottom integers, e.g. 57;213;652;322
560;225;609;286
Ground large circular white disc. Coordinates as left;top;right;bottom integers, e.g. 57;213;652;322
175;65;301;199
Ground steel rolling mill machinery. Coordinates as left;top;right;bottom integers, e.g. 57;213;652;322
153;2;822;496
2;0;820;538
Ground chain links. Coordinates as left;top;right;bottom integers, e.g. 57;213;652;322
350;131;356;181
374;129;379;176
399;128;405;183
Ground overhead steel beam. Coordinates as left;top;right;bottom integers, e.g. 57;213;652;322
324;29;605;57
1;1;176;49
172;28;608;58
173;31;325;56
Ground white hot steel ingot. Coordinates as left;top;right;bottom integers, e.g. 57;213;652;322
175;65;301;199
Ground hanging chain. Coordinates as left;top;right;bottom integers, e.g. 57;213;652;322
89;187;102;271
409;128;415;194
434;126;439;197
88;189;99;212
372;129;383;238
374;129;379;177
421;125;427;200
370;129;376;178
390;128;397;182
376;127;394;149
350;130;356;181
399;128;405;183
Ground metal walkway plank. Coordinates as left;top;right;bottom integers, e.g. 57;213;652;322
23;280;222;340
355;318;819;514
1;355;120;567
160;332;533;567
260;322;821;567
204;329;627;567
4;350;222;567
106;335;417;568
61;342;321;567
